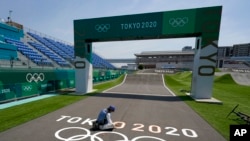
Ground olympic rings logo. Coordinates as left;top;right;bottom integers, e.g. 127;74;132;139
55;127;166;141
95;24;110;32
169;17;188;27
26;73;45;83
23;85;32;91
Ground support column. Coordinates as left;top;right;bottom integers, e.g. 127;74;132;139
74;42;93;94
191;37;218;99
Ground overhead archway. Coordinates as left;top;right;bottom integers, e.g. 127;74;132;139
74;6;222;99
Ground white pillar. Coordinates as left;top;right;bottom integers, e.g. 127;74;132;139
191;37;217;99
75;56;93;94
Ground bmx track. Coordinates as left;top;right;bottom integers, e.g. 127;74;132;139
215;72;250;86
0;73;226;141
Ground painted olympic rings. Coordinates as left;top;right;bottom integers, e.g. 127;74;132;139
26;73;45;83
55;127;91;141
55;127;167;141
95;24;110;32
131;136;166;141
90;131;129;141
169;17;188;27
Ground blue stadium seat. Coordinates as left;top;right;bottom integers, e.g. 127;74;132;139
27;32;115;69
27;33;70;67
92;53;116;69
5;37;52;66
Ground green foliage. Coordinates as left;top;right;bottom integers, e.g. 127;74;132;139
138;64;143;70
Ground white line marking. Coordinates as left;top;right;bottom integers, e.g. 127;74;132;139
103;74;127;93
162;74;176;96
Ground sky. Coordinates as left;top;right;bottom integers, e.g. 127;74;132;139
1;0;250;59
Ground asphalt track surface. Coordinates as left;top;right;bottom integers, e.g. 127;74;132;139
0;73;226;141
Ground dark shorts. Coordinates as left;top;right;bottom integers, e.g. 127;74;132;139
97;119;107;125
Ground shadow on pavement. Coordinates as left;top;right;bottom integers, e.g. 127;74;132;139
91;93;193;102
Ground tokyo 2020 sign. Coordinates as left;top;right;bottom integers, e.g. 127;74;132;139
74;6;222;99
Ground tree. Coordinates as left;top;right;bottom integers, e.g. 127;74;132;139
138;64;143;70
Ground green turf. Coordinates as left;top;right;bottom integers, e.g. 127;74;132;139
0;75;125;132
93;75;125;93
164;72;250;141
0;95;86;132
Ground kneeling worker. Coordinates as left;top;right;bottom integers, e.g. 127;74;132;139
93;105;116;130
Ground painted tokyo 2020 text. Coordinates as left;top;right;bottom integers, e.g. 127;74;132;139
55;115;198;141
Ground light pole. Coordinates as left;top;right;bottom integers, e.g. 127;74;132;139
8;10;12;22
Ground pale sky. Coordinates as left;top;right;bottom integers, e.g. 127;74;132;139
1;0;250;59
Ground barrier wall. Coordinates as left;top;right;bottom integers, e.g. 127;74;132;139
0;69;75;102
0;68;125;103
93;69;125;83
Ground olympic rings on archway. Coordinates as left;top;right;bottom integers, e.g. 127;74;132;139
169;17;188;27
95;24;110;32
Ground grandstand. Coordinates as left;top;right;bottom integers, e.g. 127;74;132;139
135;45;250;72
0;21;122;103
135;50;194;71
0;21;115;69
217;45;250;69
